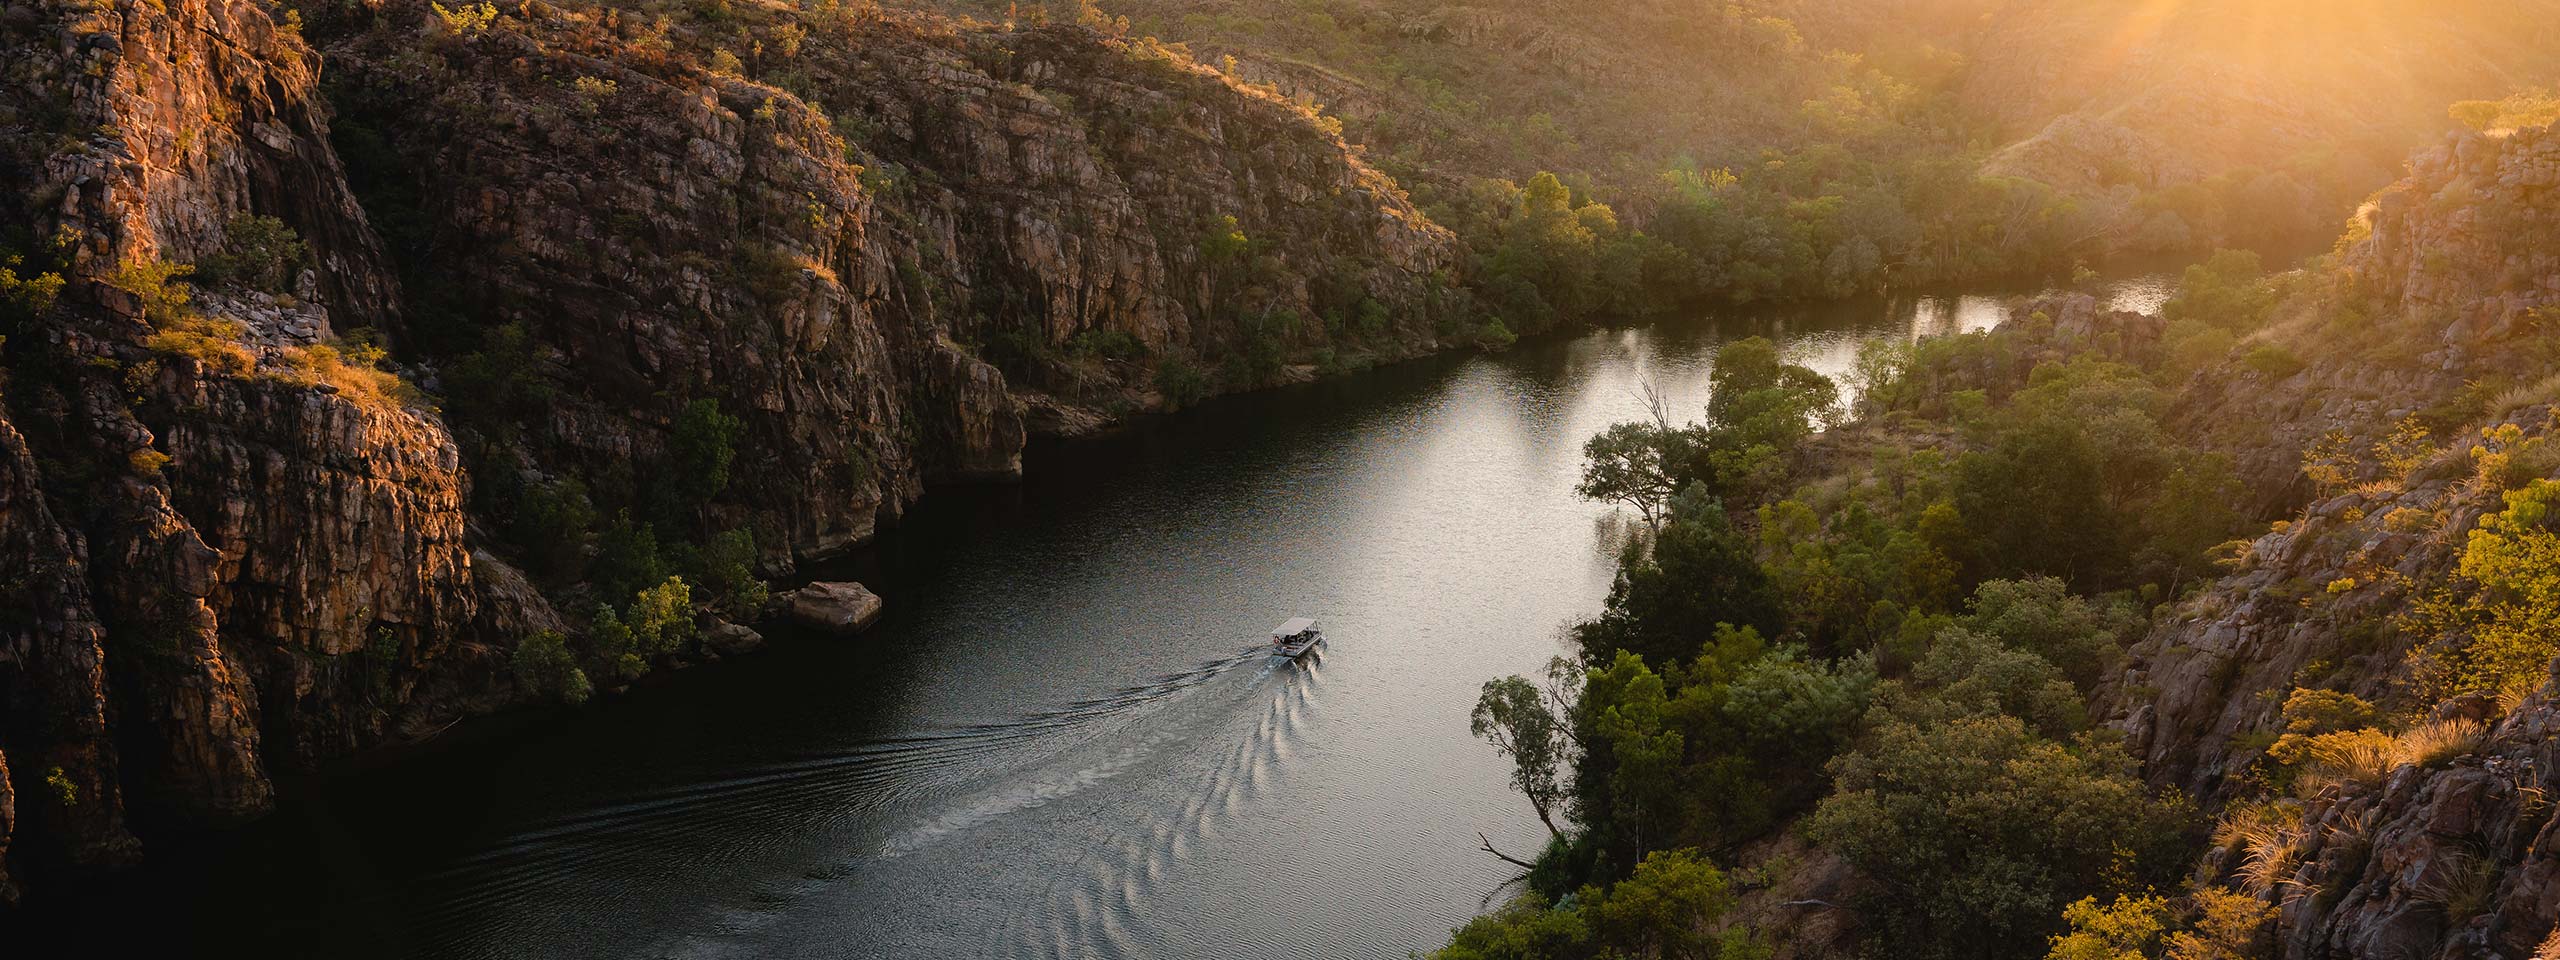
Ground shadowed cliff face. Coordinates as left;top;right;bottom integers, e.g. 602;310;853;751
313;0;1460;557
0;0;1457;903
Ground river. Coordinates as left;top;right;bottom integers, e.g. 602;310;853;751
38;277;2172;959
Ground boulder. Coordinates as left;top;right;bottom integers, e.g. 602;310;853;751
703;619;766;657
787;581;884;635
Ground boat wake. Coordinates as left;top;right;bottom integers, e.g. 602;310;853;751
394;645;1318;959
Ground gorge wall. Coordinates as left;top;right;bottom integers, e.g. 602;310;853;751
2092;122;2560;958
0;0;1456;904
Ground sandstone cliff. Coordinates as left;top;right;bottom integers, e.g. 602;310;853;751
0;0;1457;903
2093;121;2560;958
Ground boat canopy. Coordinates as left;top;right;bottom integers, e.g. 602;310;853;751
1272;617;1318;638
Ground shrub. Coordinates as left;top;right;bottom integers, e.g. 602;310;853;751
592;512;666;600
1;250;67;326
431;1;499;35
274;338;425;410
1154;357;1212;409
670;398;744;505
2449;91;2560;133
110;259;198;327
144;329;255;376
2046;894;2167;960
627;576;697;656
1066;328;1145;363
196;214;306;293
2263;689;2378;766
693;528;770;614
510;630;592;704
2415;478;2560;696
2240;343;2304;379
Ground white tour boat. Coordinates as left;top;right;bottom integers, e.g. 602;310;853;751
1270;618;1323;659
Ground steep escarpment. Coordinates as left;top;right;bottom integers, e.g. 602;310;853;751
0;0;561;899
312;0;1459;555
2090;122;2560;958
0;0;1456;906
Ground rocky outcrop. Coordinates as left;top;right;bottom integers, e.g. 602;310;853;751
2099;453;2560;957
311;2;1459;559
786;581;886;635
0;408;145;888
2346;125;2560;350
11;0;402;324
0;0;1464;906
2091;121;2560;959
0;748;14;906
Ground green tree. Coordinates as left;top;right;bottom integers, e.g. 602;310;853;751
511;630;593;704
1585;849;1757;960
1807;711;2189;959
1474;664;1579;839
1574;488;1782;667
512;477;597;584
1702;337;1838;502
671;398;745;505
628;576;697;657
590;604;647;680
1955;417;2116;586
694;528;771;614
198;214;308;293
1957;578;2129;693
592;511;666;601
1577;422;1706;531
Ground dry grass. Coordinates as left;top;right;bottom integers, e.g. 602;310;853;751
2399;717;2489;768
2218;801;2308;897
271;341;429;412
2297;719;2487;797
2486;371;2560;419
2415;851;2501;921
144;326;256;376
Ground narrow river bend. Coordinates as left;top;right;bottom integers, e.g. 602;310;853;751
66;279;2169;959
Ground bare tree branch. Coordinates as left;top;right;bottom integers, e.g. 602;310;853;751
1478;831;1540;870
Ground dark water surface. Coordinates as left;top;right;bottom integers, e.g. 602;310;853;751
26;279;2169;959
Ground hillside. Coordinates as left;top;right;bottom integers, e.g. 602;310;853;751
1963;0;2560;257
943;0;2560;305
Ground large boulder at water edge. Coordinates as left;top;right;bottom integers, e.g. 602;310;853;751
788;582;885;635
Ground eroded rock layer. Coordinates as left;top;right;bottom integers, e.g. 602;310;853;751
0;0;1456;900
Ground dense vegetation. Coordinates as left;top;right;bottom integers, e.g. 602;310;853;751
1444;259;2325;958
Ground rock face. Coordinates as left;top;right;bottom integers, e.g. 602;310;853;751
315;2;1462;559
787;582;887;635
0;0;1459;904
2090;122;2560;958
0;748;14;906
